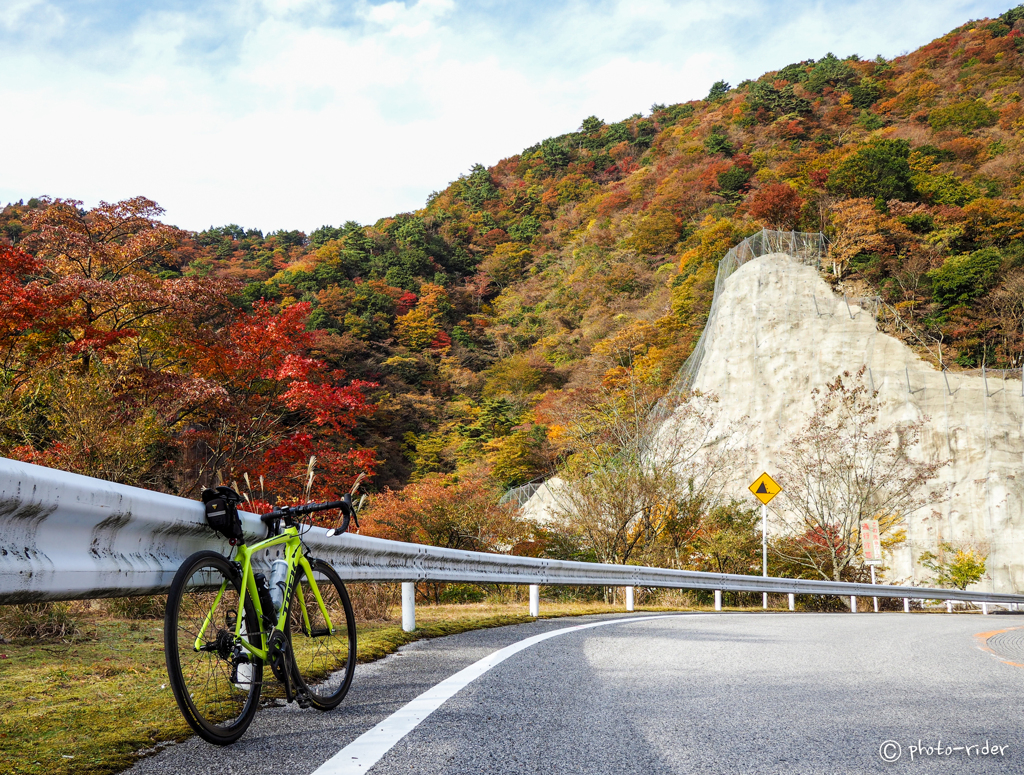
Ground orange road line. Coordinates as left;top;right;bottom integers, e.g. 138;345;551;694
973;626;1024;669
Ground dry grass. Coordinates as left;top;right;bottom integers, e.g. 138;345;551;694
100;596;166;621
0;602;83;641
348;583;399;622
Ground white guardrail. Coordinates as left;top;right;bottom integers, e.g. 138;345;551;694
3;457;1023;624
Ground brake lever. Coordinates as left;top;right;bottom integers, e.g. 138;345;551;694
326;477;365;537
326;494;355;537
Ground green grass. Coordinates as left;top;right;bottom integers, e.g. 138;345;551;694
0;599;680;775
0;616;185;775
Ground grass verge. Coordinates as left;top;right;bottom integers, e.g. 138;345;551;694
0;600;678;775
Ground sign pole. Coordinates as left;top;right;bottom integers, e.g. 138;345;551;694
748;472;782;613
762;502;768;609
870;564;878;612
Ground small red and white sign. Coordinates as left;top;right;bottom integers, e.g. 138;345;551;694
861;519;882;565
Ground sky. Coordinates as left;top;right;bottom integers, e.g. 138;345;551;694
0;0;1017;234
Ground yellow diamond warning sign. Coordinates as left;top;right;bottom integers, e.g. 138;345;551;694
748;472;782;505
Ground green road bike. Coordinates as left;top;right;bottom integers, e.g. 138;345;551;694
164;490;358;745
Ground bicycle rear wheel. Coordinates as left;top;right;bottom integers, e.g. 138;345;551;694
164;550;265;745
288;559;356;710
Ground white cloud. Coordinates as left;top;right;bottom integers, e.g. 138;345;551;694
359;0;454;31
0;0;64;36
0;0;1015;232
257;0;333;18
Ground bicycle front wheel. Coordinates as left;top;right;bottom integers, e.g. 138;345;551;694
288;559;356;710
164;550;265;745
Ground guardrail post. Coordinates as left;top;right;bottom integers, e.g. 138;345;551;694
982;602;989;615
402;582;416;632
788;593;795;611
873;596;879;613
762;592;768;609
850;595;857;612
946;600;953;614
904;598;910;613
714;590;722;611
625;586;634;612
529;584;540;617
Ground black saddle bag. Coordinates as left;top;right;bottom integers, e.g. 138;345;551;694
201;486;244;542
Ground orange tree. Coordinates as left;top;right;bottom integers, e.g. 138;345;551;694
1;199;226;485
21;197;207;373
360;469;524;552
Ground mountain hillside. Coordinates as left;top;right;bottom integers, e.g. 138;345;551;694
2;6;1023;574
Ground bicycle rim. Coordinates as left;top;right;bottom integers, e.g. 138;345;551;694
288;560;356;710
164;551;264;745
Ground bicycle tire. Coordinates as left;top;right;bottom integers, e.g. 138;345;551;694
164;550;265;745
287;559;356;710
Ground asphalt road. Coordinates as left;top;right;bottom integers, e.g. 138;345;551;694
124;612;1024;775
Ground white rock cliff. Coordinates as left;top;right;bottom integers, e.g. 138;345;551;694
681;252;1024;593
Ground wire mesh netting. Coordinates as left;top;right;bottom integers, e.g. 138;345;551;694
665;230;828;399
667;228;1022;400
499;480;546;508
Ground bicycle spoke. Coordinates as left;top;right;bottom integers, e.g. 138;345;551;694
288;561;356;710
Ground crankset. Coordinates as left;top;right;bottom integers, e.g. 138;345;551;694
266;629;311;708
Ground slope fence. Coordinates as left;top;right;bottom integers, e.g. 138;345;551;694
663;229;828;402
663;228;1023;404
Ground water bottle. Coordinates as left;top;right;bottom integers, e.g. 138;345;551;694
253;573;275;627
269;559;289;613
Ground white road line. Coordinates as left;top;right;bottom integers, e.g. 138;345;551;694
312;614;690;775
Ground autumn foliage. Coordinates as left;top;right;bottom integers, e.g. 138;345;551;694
746;183;804;230
3;7;1024;563
359;471;523;553
0;199;378;500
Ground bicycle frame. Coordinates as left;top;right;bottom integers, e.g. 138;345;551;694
193;526;336;662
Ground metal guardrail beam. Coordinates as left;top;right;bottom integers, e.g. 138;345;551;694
3;457;1023;606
